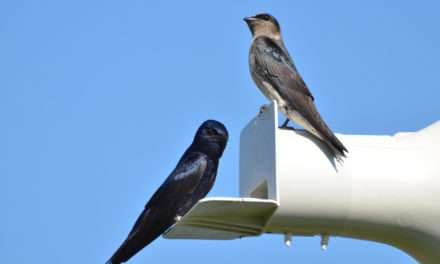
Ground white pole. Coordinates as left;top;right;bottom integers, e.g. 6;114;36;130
240;101;440;263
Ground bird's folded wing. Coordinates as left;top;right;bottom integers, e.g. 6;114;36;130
127;152;208;237
254;36;314;100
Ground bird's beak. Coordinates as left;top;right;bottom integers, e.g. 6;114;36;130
243;16;256;24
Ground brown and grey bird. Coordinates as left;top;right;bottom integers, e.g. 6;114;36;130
106;120;228;263
244;13;348;159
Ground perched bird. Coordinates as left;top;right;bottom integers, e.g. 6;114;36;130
244;13;348;159
106;120;228;264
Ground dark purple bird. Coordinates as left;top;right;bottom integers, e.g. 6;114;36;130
106;120;228;263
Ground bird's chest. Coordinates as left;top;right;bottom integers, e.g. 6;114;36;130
176;163;217;217
249;48;287;110
198;163;217;192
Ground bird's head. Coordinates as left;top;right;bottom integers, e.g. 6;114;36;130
244;13;281;39
193;120;228;159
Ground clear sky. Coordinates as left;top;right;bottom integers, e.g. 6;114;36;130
2;0;438;263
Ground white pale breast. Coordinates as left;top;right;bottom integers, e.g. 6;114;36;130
260;81;287;108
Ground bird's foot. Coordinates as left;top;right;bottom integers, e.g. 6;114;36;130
174;215;182;222
280;118;289;128
279;118;296;130
259;104;270;114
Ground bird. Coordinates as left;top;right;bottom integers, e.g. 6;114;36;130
244;13;348;159
106;120;228;264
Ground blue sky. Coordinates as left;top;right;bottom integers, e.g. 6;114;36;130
2;0;438;263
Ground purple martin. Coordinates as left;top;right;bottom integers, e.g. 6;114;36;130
244;13;348;159
106;120;228;264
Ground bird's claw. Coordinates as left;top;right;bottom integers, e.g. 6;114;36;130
259;104;270;114
279;118;296;130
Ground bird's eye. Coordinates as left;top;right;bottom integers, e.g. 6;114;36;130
206;128;217;135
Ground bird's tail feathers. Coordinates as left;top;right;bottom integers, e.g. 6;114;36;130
298;117;348;162
306;115;348;161
326;140;348;163
285;100;348;162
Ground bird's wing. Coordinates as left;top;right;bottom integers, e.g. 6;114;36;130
107;152;208;264
286;89;348;156
129;152;208;237
253;37;347;156
253;36;314;100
